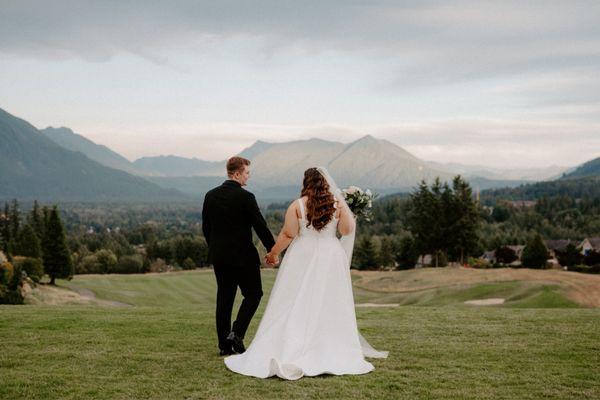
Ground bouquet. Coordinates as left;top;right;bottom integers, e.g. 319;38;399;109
342;186;377;221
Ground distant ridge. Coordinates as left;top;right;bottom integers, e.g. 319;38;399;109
0;108;189;202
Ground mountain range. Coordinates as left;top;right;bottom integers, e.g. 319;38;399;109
1;106;597;203
0;109;189;202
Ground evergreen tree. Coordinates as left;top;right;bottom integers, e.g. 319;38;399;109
377;236;396;268
1;202;10;254
555;243;582;267
451;176;481;264
9;199;20;239
13;224;42;259
407;180;438;263
395;236;418;270
495;246;518;265
353;236;378;270
521;235;549;269
27;200;45;241
42;206;73;284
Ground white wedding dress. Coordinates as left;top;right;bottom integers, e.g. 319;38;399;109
224;198;385;380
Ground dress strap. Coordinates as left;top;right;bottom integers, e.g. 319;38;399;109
297;198;306;220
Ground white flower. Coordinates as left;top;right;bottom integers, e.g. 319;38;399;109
366;189;372;196
368;200;372;207
346;185;360;195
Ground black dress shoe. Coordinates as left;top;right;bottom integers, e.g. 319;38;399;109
219;348;235;356
227;331;246;354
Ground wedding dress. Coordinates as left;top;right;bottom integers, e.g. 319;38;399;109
224;168;387;380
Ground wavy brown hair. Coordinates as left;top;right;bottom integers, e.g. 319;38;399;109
301;168;336;231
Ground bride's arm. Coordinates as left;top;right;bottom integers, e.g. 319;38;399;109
337;201;355;236
267;202;300;260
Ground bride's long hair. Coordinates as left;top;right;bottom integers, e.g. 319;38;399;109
301;168;336;231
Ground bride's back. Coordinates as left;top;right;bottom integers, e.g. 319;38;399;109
296;197;338;239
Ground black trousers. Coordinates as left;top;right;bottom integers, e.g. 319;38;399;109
213;264;263;350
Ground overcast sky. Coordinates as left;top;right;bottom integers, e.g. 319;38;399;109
1;0;599;168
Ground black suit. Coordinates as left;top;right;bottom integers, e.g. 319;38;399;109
202;180;275;350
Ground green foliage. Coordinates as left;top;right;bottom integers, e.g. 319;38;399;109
407;176;481;265
521;235;549;269
13;256;44;283
113;254;144;274
0;262;24;304
555;243;583;267
495;246;518;265
377;236;396;268
13;224;42;258
42;206;74;284
395;236;418;270
568;264;600;274
182;257;196;270
352;236;378;270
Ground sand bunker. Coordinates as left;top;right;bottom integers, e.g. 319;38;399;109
464;298;505;306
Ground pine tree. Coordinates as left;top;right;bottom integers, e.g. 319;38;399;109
42;206;73;285
521;234;549;269
378;236;396;268
13;224;42;259
9;199;20;239
27;200;45;241
353;236;378;270
1;202;11;254
395;236;418;270
451;176;481;264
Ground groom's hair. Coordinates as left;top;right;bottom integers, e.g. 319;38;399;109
227;156;251;177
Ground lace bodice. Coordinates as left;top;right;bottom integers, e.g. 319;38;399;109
297;198;338;238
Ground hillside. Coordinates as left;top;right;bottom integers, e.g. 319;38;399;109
42;126;141;175
560;156;600;179
133;155;224;176
0;108;190;202
481;175;600;201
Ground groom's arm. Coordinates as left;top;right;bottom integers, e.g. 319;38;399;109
201;195;211;245
247;193;275;252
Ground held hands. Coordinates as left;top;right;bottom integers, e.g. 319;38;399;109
264;251;280;267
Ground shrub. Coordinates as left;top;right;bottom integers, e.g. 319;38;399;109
76;254;103;274
395;236;418;270
149;258;169;273
568;264;600;274
495;246;518;265
468;257;490;269
111;254;144;274
521;235;549;269
0;262;24;304
0;262;14;284
182;257;196;270
13;256;44;283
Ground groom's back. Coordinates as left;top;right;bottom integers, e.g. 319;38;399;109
202;180;262;268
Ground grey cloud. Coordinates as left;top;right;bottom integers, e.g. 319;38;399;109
1;1;599;85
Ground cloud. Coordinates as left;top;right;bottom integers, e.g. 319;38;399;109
2;1;599;84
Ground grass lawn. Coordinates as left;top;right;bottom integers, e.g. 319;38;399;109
1;269;599;399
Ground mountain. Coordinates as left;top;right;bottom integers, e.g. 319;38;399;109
559;156;600;180
41;126;141;175
144;176;224;197
426;161;571;181
244;135;524;193
132;155;224;176
481;176;600;202
0;108;189;202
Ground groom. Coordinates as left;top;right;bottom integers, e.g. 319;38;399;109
202;156;276;356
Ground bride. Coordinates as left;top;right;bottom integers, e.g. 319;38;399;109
224;167;387;380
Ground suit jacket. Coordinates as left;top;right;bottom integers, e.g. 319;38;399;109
202;180;275;268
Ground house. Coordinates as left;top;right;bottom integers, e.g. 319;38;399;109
544;239;572;260
481;245;525;266
580;237;600;256
482;250;496;263
506;200;536;208
416;254;432;267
